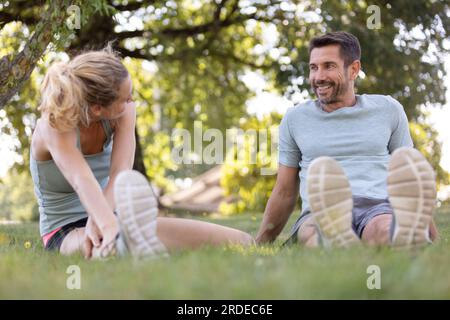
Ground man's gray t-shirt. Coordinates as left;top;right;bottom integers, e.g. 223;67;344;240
278;94;413;214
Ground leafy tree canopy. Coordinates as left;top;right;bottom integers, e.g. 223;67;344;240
1;0;448;199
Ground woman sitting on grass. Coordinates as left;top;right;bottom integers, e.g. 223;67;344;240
30;46;254;259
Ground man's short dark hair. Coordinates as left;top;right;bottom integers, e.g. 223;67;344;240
309;31;361;67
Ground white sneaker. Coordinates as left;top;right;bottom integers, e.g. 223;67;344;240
113;170;168;259
307;157;360;248
388;147;436;249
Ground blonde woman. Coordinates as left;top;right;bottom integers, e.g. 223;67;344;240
30;47;254;259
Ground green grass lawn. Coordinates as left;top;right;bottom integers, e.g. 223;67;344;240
1;207;450;299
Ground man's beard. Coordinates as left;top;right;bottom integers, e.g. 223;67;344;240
312;78;349;105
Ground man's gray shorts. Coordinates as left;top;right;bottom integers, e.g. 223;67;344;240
284;196;394;245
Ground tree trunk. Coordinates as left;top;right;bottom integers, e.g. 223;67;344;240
0;0;71;108
133;127;148;178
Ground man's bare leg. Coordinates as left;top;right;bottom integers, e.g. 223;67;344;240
429;219;439;242
296;216;320;248
362;213;439;246
361;214;391;246
300;213;391;247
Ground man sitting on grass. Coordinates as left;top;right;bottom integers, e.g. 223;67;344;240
256;31;439;248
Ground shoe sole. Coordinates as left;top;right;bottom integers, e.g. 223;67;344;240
388;147;436;249
307;157;359;248
114;170;168;259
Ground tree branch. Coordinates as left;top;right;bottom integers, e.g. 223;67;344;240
158;12;261;37
0;11;40;26
115;0;274;41
0;0;73;109
110;0;157;11
115;46;158;60
116;30;148;39
211;50;274;70
214;0;228;21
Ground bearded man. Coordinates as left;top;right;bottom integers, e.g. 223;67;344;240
256;31;438;248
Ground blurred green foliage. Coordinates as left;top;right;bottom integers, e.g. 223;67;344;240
220;113;283;214
0;0;449;217
0;170;38;221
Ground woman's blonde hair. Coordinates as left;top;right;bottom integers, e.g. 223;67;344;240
39;45;129;131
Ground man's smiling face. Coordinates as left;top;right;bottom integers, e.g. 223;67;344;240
309;44;352;106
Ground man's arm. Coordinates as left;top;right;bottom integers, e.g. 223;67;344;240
256;164;300;244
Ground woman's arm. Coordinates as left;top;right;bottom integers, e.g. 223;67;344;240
103;104;137;210
41;120;118;236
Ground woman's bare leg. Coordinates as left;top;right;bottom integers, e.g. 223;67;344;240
60;227;86;256
59;218;254;256
156;217;254;250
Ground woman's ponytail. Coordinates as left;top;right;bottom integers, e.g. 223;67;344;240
38;62;88;131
